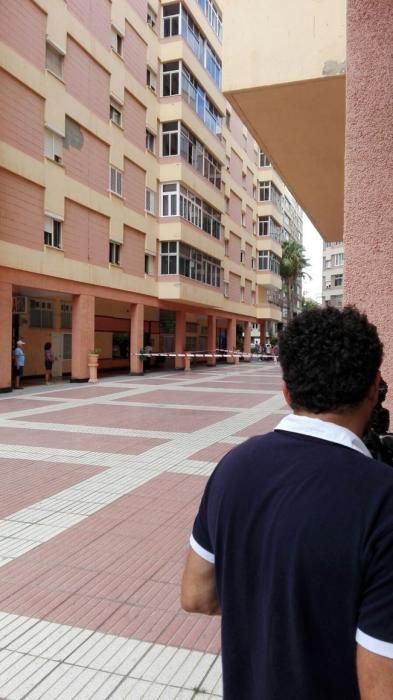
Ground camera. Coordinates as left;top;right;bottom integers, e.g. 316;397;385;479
363;378;393;466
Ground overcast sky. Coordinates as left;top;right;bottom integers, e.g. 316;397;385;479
302;216;323;302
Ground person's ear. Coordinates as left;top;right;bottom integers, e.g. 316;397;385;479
282;381;292;407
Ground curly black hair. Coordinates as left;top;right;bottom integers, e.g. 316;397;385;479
278;306;383;413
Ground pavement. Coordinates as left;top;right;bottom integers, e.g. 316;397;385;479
0;362;286;699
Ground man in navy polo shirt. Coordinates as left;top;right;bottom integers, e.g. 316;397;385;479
181;306;393;699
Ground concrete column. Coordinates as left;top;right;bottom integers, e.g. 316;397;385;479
259;320;266;346
344;0;393;409
175;309;186;370
0;282;12;392
227;317;236;363
71;294;95;382
207;315;216;366
130;302;144;375
244;321;252;356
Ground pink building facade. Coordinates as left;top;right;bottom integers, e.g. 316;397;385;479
0;0;289;390
344;0;393;404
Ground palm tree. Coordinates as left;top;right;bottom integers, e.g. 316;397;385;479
280;240;310;321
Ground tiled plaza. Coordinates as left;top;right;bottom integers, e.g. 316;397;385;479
0;362;286;698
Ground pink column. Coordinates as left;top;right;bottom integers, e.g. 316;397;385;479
71;294;95;382
175;309;186;370
244;321;252;358
344;0;393;409
227;317;236;363
207;315;216;366
130;303;144;375
0;282;12;392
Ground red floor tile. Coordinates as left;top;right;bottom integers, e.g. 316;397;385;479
120;389;265;408
190;442;235;462
0;458;104;518
0;427;167;454
0;473;219;652
18;404;234;432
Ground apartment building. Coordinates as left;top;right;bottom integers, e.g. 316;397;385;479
0;0;300;388
321;242;344;308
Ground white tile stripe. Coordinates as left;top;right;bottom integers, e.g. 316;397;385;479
0;612;222;698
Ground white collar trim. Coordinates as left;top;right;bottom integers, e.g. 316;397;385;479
275;413;372;459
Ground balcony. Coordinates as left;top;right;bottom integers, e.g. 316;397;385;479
223;0;346;241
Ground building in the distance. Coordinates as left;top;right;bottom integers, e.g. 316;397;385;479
0;0;303;387
321;242;344;308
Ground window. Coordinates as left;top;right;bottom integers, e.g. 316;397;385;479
162;61;180;96
163;3;180;37
224;239;229;256
241;212;246;227
251;256;256;270
113;332;129;358
63;333;72;360
224;282;229;297
333;273;343;287
109;241;121;265
258;215;282;241
161;183;221;239
109;166;123;196
259;150;271;168
162;61;222;136
162;121;179;156
44;128;63;163
258;251;281;275
44;216;62;248
61;303;72;329
241;286;245;302
146;129;156;153
147;4;157;30
205;44;221;87
259;182;270;202
267;289;283;307
251;290;256;305
144;254;152;274
30;299;53;328
198;0;222;41
161;241;221;287
161;121;221;188
258;180;282;209
240;250;245;264
332;253;344;266
45;42;64;78
110;101;122;127
225;110;231;129
111;27;123;55
147;67;157;92
225;196;229;213
160;241;178;275
145;188;156;214
161;183;178;216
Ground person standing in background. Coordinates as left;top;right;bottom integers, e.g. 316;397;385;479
14;340;26;390
44;341;54;385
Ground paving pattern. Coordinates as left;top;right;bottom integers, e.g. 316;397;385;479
0;362;287;698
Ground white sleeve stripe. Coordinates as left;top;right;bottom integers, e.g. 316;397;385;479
356;628;393;658
189;534;215;564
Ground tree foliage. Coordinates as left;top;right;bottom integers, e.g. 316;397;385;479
280;240;310;320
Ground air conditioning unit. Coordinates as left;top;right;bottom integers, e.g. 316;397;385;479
12;296;28;314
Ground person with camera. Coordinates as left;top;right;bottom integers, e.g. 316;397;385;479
182;305;393;700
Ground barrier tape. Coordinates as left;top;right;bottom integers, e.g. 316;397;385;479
134;352;277;359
